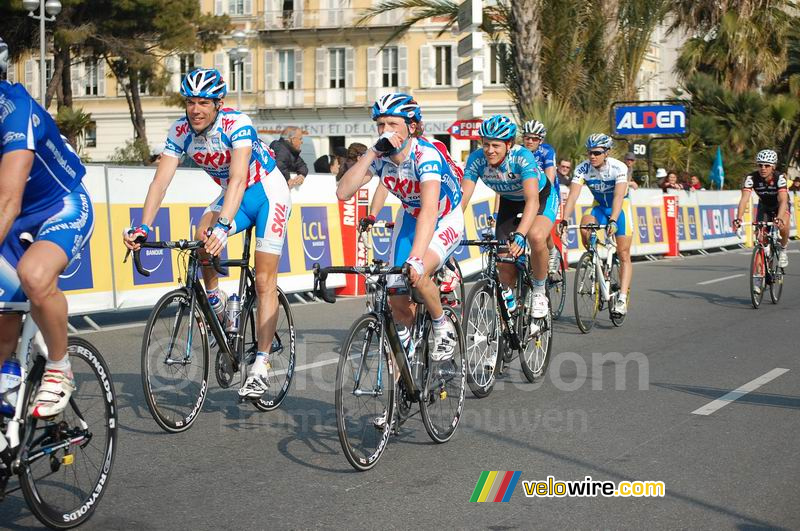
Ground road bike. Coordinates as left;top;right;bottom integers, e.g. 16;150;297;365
461;233;553;398
0;303;117;528
313;262;465;471
573;224;627;333
131;226;295;433
749;221;784;309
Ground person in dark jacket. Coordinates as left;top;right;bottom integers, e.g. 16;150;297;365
270;126;308;187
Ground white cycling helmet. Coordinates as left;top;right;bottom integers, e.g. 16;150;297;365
755;149;778;166
0;37;8;76
521;119;547;138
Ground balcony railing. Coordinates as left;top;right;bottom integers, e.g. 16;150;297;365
260;85;411;109
262;9;406;30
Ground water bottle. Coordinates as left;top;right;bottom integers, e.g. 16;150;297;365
225;294;241;333
502;287;517;313
0;358;22;417
209;291;226;324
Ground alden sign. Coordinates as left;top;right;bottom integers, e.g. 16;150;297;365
613;104;689;136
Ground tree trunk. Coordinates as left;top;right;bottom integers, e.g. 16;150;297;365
46;45;67;109
509;0;542;115
61;47;73;109
128;69;148;146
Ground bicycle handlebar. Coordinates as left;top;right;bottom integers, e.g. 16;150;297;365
125;240;228;277
313;262;419;304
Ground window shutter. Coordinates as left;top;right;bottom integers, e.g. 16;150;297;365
244;51;253;92
367;46;378;100
450;45;457;87
315;47;325;90
25;60;36;96
71;61;80;98
194;52;203;69
345;47;354;102
215;0;224;15
98;60;105;96
244;0;252;15
398;45;408;89
264;49;274;92
419;45;431;88
483;44;491;85
214;52;226;81
294;48;303;90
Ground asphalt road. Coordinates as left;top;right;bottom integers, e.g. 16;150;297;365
3;248;799;529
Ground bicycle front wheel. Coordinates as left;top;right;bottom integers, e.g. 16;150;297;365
548;251;567;320
141;288;209;433
464;280;500;398
519;289;553;383
574;252;599;333
336;314;395;471
250;287;297;412
420;306;466;444
768;251;783;304
750;246;766;309
20;338;118;529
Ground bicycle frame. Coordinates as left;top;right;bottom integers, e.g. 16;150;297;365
586;228;618;304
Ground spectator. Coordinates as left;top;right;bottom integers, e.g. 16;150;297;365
556;158;572;187
333;145;348;168
313;154;331;173
336;142;368;182
624;152;639;190
270;126;309;187
679;171;692;190
790;177;800;193
661;170;683;193
689;175;705;190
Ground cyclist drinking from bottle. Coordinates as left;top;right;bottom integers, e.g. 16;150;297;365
122;68;291;399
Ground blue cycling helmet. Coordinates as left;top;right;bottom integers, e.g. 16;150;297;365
585;133;613;150
180;68;227;99
479;115;517;141
371;93;422;122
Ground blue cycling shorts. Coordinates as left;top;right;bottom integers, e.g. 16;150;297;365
0;183;94;305
588;198;633;237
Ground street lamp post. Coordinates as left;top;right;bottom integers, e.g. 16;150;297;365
226;30;249;110
23;0;62;107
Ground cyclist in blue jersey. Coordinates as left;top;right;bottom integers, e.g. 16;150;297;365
461;115;557;321
123;68;291;399
0;38;94;417
338;93;463;367
560;133;633;315
521;119;562;275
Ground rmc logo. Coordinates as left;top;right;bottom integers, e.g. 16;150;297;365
614;104;688;136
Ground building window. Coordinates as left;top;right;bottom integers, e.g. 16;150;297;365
489;43;507;85
329;48;345;88
85;60;98;96
85;121;97;148
329;135;345;155
278;50;295;90
229;58;241;91
282;0;294;27
228;0;245;15
434;134;451;152
381;46;398;87
180;54;195;79
45;58;54;86
434;45;452;86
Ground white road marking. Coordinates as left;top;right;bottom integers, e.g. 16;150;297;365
697;274;744;285
691;368;790;416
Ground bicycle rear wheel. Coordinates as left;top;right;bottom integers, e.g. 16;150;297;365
609;256;627;327
464;280;500;398
574;252;598;333
141;288;209;433
548;252;567;320
420;306;466;444
768;250;783;304
250;288;297;411
20;338;118;529
335;314;395;471
750;246;766;309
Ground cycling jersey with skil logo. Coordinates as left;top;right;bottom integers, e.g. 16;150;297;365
369;137;462;218
163;107;278;188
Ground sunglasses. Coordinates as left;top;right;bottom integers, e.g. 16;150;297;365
588;150;606;156
757;163;773;168
524;135;543;141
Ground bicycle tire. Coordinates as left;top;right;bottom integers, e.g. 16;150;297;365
251;288;297;411
463;280;500;398
20;337;118;529
750;246;766;309
141;288;209;433
420;306;466;444
609;256;627;327
335;314;395;471
549;252;567;320
519;289;553;383
768;249;783;304
574;252;598;333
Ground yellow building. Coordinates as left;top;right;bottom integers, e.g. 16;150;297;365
5;2;680;166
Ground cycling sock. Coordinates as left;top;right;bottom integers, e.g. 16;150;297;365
206;287;220;301
619;293;628;303
252;351;270;374
45;356;71;374
533;278;546;295
432;313;447;330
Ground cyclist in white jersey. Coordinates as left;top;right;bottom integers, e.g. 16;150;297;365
337;93;463;364
123;69;291;398
560;134;633;315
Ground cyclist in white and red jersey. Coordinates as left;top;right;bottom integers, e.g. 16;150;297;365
338;93;463;368
123;68;290;399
